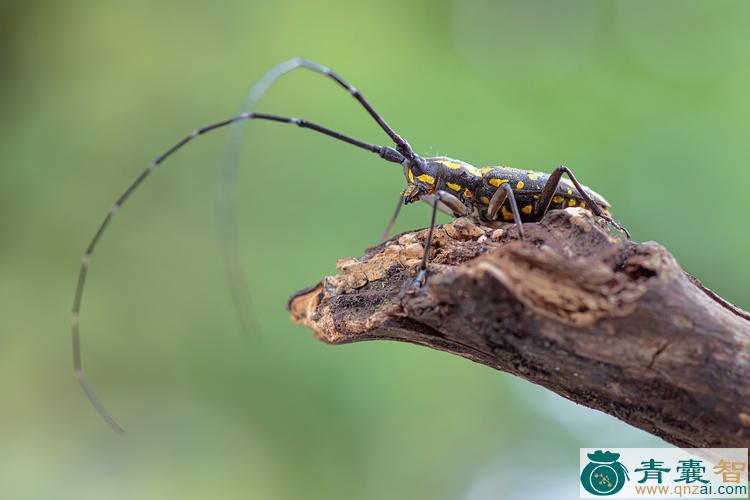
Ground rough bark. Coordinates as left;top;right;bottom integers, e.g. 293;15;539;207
287;207;750;447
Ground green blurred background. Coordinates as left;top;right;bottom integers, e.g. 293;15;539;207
2;0;749;498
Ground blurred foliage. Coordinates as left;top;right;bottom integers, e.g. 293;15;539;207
1;0;749;498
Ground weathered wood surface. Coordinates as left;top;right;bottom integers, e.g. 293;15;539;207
288;208;750;447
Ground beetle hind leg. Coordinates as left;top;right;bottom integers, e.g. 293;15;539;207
599;213;631;239
535;164;631;239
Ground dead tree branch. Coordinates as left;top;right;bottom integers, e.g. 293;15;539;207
287;208;750;447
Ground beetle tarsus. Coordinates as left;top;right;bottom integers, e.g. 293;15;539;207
601;214;631;239
413;269;427;288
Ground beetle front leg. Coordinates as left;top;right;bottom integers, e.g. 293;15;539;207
413;190;469;287
381;194;404;242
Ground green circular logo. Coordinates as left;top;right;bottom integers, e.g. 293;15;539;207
581;450;630;496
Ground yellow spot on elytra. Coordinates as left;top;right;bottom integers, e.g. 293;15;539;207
481;167;494;175
567;188;573;195
447;182;461;191
417;174;435;185
408;169;414;183
568;198;576;207
489;178;509;187
464;189;473;198
480;196;490;204
438;160;481;177
602;209;611;216
553;196;564;204
533;194;540;199
441;161;462;169
501;206;514;221
466;166;481;176
516;181;525;189
580;201;586;209
522;204;533;214
527;172;540;181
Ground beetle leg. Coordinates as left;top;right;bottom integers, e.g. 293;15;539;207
487;183;525;239
413;190;470;287
486;182;508;221
600;214;630;239
535;165;631;239
381;194;404;242
435;189;471;218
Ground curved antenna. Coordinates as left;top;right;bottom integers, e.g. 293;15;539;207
72;111;403;433
219;58;414;335
218;59;302;337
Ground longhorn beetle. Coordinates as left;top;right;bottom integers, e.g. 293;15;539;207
72;58;630;433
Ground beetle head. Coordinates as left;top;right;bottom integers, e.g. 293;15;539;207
402;156;438;203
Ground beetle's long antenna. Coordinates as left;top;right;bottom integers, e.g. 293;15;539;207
219;58;414;338
72;112;403;433
294;59;415;159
